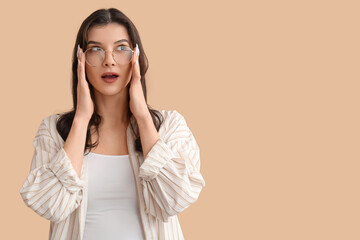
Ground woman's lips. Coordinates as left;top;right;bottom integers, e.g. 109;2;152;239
101;72;119;83
101;75;118;83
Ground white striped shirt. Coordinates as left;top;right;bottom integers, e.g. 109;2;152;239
19;109;206;239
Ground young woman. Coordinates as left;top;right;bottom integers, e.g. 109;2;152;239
19;8;205;240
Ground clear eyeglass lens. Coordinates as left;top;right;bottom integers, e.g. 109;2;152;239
85;46;133;66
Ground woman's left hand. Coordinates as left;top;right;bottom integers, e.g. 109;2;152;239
129;43;150;121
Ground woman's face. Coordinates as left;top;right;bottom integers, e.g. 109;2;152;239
85;23;133;96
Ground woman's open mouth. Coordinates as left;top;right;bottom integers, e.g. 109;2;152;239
101;72;119;83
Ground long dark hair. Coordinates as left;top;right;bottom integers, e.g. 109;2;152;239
56;8;164;155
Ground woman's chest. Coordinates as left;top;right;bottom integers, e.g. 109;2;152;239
90;129;129;155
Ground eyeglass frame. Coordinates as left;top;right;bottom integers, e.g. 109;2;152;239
83;45;135;67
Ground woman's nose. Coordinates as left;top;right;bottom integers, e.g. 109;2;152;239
102;50;116;66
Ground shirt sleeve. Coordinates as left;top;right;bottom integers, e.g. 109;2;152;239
138;111;206;222
19;118;85;223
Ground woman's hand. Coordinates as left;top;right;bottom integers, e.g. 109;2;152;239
129;43;150;121
76;44;94;122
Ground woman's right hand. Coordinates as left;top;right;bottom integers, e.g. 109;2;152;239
76;44;94;122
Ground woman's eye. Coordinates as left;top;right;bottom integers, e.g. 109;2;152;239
116;46;127;50
87;46;102;51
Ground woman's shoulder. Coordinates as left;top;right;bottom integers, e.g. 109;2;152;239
157;109;196;143
159;109;185;119
40;113;61;128
159;109;186;125
40;110;187;133
35;113;62;140
32;113;64;148
157;109;191;138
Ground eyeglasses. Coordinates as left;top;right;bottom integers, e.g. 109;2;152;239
84;46;135;67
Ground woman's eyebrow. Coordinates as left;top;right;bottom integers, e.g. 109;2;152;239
87;39;129;45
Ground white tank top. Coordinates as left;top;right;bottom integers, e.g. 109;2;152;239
83;152;144;240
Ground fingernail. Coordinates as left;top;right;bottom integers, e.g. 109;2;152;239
136;43;139;57
77;44;80;58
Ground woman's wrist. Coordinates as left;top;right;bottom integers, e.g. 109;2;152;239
74;114;91;125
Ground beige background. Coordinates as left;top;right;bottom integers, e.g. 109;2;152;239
1;0;359;239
